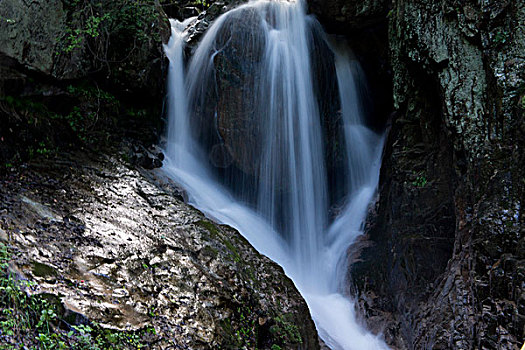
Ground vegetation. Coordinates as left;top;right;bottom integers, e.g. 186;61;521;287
492;29;509;45
0;0;166;169
0;243;155;349
59;0;164;57
270;314;302;346
219;306;258;348
0;82;119;163
196;220;304;349
219;303;304;349
192;0;211;10
412;174;428;187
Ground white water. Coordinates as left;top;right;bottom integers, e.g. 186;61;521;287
163;1;388;349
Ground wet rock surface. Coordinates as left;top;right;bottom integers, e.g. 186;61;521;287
0;149;319;349
176;0;249;47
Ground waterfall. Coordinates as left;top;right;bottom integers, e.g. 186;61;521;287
163;1;388;349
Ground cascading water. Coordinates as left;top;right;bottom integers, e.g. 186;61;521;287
163;1;388;349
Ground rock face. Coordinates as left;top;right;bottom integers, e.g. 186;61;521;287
0;150;319;349
306;0;390;31
0;0;72;77
195;5;265;175
187;1;357;182
0;0;171;165
184;0;249;45
347;1;524;349
0;0;170;90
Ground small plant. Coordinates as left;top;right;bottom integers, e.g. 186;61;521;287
235;308;255;345
271;314;302;345
59;0;162;57
493;29;509;45
193;0;211;10
412;175;428;188
148;306;157;317
220;306;257;348
85;14;111;38
36;141;52;157
62;28;85;53
61;14;110;53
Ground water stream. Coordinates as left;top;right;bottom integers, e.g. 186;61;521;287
163;1;387;348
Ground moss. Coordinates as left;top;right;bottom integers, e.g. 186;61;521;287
201;245;219;258
196;220;241;262
270;314;302;345
219;305;257;349
219;317;236;347
246;267;256;282
31;262;58;278
223;239;241;262
196;219;220;238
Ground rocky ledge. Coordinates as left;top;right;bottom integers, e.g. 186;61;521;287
0;148;319;349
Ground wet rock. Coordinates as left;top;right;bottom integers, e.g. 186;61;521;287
184;0;248;47
0;151;319;349
212;6;266;175
187;3;349;179
130;145;165;170
305;0;393;142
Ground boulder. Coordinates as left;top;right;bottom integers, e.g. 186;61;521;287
0;150;319;349
0;0;79;77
